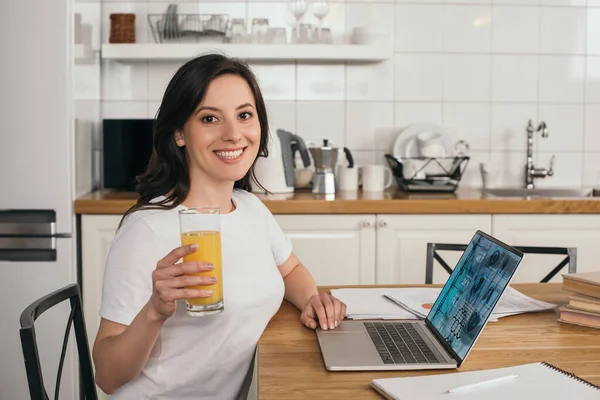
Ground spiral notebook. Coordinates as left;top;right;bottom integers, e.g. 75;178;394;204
371;362;600;400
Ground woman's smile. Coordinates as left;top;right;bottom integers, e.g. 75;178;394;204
213;146;247;163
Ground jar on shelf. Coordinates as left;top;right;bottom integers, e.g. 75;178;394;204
109;13;136;43
229;18;247;43
251;18;269;44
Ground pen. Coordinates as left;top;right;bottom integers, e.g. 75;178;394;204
444;374;518;394
381;293;427;319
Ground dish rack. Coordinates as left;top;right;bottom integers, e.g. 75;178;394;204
384;154;470;193
148;13;230;43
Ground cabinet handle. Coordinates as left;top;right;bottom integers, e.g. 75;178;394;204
362;221;372;228
380;220;388;228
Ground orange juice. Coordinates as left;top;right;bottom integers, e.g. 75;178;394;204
180;231;223;306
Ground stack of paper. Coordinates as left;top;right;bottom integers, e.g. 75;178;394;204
330;287;556;321
382;286;556;320
329;288;419;320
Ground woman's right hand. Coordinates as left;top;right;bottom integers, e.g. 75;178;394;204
149;243;215;321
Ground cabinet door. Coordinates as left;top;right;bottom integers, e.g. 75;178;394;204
492;215;600;283
376;215;492;284
275;215;376;286
81;215;121;400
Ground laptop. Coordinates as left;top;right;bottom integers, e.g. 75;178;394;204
316;230;524;371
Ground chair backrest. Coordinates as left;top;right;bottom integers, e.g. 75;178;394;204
19;283;98;400
425;243;577;284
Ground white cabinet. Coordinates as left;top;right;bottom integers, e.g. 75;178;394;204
375;215;493;285
81;215;121;400
492;215;600;283
275;214;492;287
274;215;377;286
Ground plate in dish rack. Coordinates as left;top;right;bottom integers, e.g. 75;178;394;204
393;123;455;159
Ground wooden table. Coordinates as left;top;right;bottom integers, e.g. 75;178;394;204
257;284;600;399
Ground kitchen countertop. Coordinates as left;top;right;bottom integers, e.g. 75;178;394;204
74;188;600;215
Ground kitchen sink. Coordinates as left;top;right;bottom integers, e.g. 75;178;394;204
484;187;599;198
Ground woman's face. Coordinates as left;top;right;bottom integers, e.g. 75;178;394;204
175;74;261;185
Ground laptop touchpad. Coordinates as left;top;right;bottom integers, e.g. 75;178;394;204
318;331;382;368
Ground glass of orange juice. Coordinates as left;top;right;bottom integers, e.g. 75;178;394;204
178;207;223;316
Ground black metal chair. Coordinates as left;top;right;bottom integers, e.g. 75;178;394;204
425;243;577;284
19;283;98;400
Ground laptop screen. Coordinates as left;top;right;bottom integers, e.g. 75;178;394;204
425;231;523;363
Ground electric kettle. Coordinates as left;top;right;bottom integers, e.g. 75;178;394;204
251;129;310;194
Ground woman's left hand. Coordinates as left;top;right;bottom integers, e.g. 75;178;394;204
300;292;347;330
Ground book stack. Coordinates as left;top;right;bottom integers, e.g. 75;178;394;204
559;272;600;329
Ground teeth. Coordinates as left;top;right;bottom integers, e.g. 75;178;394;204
215;149;243;159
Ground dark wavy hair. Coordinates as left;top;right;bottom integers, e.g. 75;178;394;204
120;53;269;224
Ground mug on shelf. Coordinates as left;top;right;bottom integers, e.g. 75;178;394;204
337;166;360;192
361;165;393;192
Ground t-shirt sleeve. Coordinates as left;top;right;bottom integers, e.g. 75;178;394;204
266;210;293;266
245;192;293;267
99;216;160;326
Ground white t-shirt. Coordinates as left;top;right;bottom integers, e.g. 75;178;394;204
100;189;293;399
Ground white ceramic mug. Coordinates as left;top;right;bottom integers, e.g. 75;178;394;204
361;165;393;192
337;166;361;191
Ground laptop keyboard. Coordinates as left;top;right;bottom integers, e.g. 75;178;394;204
364;322;445;364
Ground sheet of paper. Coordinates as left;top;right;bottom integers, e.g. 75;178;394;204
493;287;557;314
330;288;419;320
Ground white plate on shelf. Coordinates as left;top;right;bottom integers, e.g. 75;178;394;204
392;123;455;160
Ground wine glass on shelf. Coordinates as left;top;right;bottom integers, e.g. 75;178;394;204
288;0;307;44
311;0;330;43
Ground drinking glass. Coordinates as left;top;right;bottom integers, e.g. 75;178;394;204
288;0;307;43
311;0;330;42
178;207;224;316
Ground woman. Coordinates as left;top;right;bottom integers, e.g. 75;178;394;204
92;53;346;399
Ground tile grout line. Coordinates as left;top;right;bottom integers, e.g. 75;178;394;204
488;3;494;161
343;1;348;150
581;2;588;187
535;2;542;166
440;3;446;140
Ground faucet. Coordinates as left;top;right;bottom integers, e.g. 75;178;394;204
525;119;554;189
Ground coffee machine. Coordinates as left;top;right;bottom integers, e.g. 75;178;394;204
309;139;339;194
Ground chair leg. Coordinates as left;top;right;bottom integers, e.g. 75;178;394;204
567;248;577;274
20;328;49;400
540;256;569;283
425;244;435;284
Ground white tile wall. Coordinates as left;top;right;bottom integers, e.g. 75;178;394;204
394;5;443;52
491;55;538;102
251;62;296;101
587;56;600;103
492;6;538;54
91;0;600;189
443;6;491;53
585;105;600;151
443;55;491;101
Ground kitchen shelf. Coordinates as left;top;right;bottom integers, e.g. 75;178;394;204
100;43;392;62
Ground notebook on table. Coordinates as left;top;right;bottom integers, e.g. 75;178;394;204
562;272;600;299
371;362;600;400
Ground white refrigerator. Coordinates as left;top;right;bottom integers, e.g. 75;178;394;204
0;0;79;398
